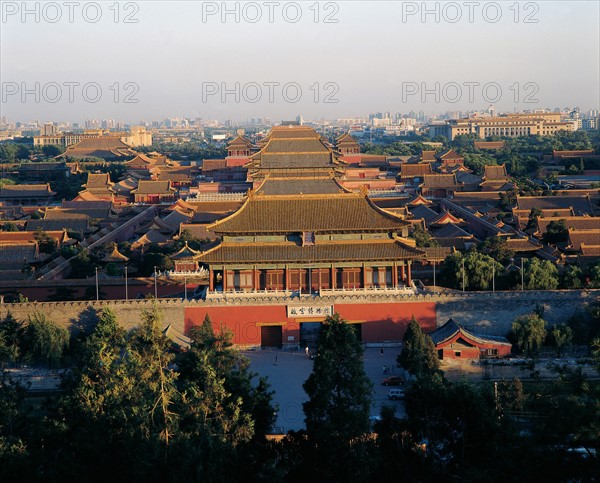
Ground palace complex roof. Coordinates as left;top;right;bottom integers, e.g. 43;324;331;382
208;191;409;234
197;238;424;264
256;176;346;195
429;319;511;347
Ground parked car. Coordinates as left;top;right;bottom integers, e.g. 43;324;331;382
388;388;404;400
381;376;403;386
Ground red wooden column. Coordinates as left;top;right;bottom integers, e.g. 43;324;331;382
223;269;227;291
209;267;214;291
254;267;260;291
331;264;336;290
286;266;290;290
400;264;406;282
392;263;398;288
362;264;367;289
407;262;412;287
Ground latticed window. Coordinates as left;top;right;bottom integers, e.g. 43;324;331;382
311;269;330;290
342;268;361;288
266;270;284;290
239;271;253;289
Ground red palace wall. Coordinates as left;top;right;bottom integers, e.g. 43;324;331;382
184;301;436;346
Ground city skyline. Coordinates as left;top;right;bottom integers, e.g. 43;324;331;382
1;1;599;122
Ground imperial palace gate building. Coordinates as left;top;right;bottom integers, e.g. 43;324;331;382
183;125;437;348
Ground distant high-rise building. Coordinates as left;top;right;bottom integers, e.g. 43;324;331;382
85;119;100;130
39;122;59;136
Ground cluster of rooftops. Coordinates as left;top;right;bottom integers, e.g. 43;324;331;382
1;125;599;283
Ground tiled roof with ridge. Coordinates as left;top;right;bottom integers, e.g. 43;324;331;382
209;192;409;234
198;238;424;263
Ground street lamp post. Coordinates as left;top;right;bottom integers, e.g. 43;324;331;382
184;276;187;300
492;263;495;293
154;266;158;299
433;260;436;292
462;258;465;293
125;266;128;301
95;267;99;301
521;258;524;291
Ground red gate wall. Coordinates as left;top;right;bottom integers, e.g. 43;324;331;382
184;302;436;346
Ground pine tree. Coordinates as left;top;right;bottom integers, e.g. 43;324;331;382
397;316;441;381
303;313;373;442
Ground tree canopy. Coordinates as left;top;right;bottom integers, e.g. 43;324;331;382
397;316;441;381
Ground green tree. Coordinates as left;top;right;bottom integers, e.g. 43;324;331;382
525;207;542;232
441;250;503;291
0;374;30;478
397;316;441;380
69;249;100;279
479;236;515;265
174;313;272;480
510;313;547;357
0;312;22;365
33;228;57;255
592;338;600;374
139;252;174;276
303;313;373;442
562;265;583;289
589;263;600;288
1;222;19;232
543;220;568;244
177;229;205;251
0;144;18;163
410;226;439;248
22;311;69;367
524;258;559;290
548;323;573;357
41;145;63;157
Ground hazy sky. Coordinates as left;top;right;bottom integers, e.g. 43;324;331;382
1;0;599;123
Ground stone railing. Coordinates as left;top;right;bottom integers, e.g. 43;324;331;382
185;192;246;202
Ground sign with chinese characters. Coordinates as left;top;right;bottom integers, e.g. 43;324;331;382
287;305;334;318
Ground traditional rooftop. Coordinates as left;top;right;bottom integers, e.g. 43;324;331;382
429;318;512;359
102;245;129;263
0;183;55;199
60;137;136;158
131;180;176;195
400;163;433;179
516;195;596;216
483;164;509;180
421;174;461;188
208;191;410;234
567;229;600;251
198;238;424;264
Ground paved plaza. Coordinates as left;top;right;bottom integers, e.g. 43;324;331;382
244;347;406;433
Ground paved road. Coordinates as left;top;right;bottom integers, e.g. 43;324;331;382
244;347;406;433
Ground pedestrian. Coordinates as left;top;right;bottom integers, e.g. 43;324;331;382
305;346;309;356
274;355;278;366
380;348;384;356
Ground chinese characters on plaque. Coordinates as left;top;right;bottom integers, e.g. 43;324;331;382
287;305;334;318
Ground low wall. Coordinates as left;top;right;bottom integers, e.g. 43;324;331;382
0;299;186;334
434;289;598;335
1;290;598;340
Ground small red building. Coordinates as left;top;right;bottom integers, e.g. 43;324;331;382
429;318;512;360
